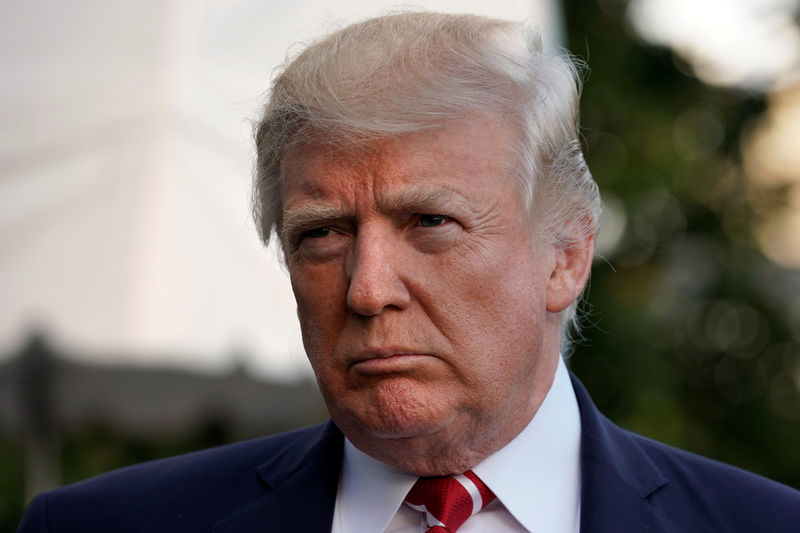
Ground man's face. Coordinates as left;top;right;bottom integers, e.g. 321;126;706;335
281;115;569;474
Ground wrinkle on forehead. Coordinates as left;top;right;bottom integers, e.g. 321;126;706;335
281;112;515;181
279;113;523;231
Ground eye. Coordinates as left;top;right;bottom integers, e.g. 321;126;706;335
418;214;451;227
301;227;332;239
292;225;348;260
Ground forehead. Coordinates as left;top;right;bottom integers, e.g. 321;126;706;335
279;115;520;210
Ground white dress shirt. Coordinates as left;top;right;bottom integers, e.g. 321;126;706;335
331;356;582;532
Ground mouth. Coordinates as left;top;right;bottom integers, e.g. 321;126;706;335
349;348;432;375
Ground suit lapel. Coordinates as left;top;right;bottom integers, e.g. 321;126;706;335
213;421;344;533
571;375;676;533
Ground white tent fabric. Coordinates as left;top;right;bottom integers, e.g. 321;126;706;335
0;0;560;379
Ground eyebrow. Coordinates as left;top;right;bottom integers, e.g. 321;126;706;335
280;184;471;242
379;185;465;213
280;204;346;243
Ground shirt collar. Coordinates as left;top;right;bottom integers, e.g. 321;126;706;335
333;356;581;533
335;438;418;533
472;356;582;532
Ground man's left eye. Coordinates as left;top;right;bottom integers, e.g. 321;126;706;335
419;214;450;227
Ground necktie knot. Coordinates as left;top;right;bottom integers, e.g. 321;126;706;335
404;470;495;532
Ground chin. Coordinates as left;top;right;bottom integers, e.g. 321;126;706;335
330;378;458;440
341;409;487;476
356;414;444;440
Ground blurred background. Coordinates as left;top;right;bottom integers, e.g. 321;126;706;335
1;0;799;529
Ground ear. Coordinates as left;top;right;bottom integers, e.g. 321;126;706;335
546;234;595;313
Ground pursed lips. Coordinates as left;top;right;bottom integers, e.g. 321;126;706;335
348;347;432;371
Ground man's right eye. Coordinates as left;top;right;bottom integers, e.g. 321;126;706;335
302;227;332;239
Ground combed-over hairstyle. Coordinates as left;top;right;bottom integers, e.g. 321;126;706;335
252;11;601;334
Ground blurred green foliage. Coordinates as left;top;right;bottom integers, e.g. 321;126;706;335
564;0;800;488
0;439;23;533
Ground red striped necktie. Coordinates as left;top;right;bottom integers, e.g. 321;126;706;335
404;470;496;532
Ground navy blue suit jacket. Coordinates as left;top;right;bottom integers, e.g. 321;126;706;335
18;376;800;532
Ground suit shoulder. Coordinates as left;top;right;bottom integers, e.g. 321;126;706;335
65;421;333;490
626;428;800;528
572;375;798;531
19;422;341;533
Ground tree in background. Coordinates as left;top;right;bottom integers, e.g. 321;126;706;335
564;0;800;487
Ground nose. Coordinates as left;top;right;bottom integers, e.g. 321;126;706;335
346;226;411;316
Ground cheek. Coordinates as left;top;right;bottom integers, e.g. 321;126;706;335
440;244;544;322
430;243;546;364
290;264;347;357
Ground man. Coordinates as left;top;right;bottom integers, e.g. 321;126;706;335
18;12;800;533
